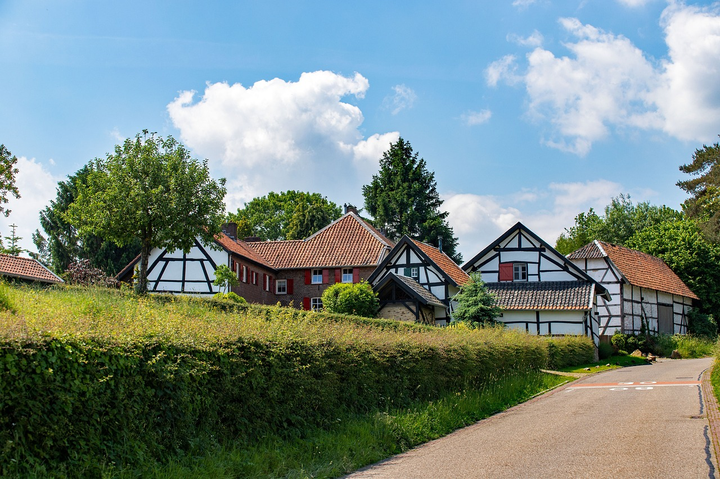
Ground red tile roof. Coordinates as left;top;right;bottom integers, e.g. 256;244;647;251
215;233;274;269
0;254;63;284
247;212;394;269
569;241;698;300
486;281;594;310
412;239;470;286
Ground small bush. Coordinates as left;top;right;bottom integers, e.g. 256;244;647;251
321;281;379;318
598;342;613;360
545;335;595;369
688;309;717;339
213;291;247;303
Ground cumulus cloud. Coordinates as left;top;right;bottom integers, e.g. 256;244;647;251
462;109;492;126
0;157;62;255
168;71;398;210
512;0;539;10
443;179;628;261
617;0;653;6
507;30;544;47
383;84;417;115
487;4;720;155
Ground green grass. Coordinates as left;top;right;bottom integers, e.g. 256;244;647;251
672;335;717;358
558;354;649;374
112;371;569;479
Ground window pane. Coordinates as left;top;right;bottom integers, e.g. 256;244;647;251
342;268;353;283
312;269;322;284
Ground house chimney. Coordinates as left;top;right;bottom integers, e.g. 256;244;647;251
343;203;358;215
222;222;238;240
438;235;443;252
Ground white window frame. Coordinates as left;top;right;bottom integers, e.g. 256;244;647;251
252;271;257;285
410;267;419;280
513;263;528;282
311;269;323;284
342;268;353;283
265;275;270;291
242;265;248;283
311;297;323;311
276;279;287;295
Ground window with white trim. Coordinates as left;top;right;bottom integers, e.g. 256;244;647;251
513;263;527;281
410;267;419;280
276;279;287;294
311;297;323;311
311;269;322;284
342;268;353;283
251;271;257;285
265;275;270;291
242;265;248;283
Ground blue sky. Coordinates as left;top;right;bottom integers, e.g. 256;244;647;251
2;0;720;262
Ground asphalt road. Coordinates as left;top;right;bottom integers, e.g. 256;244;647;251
348;358;715;479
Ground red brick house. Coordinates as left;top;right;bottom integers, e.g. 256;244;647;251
0;254;63;284
117;211;394;310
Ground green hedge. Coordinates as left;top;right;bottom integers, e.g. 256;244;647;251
545;335;596;369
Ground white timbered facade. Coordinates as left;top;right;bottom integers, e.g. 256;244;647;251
368;236;470;325
463;223;609;344
568;241;697;338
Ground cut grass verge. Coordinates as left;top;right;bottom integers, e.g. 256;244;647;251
113;371;568;479
559;354;649;374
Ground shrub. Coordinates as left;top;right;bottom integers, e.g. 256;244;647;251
688;309;718;339
611;331;627;351
321;281;379;317
451;272;501;327
545;335;595;369
598;341;614;360
212;291;247;303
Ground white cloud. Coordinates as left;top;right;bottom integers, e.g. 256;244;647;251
110;128;124;143
507;30;544;47
443;179;632;262
383;84;417;115
168;70;396;210
462;109;492;126
512;0;538;10
617;0;653;6
0;157;61;256
487;4;720;155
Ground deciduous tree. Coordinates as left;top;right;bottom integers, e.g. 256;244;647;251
0;144;20;217
362;137;461;263
66;131;227;294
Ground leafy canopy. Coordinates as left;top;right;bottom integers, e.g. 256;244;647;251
451;272;501;327
213;264;239;293
677;137;720;240
362;137;461;263
229;190;341;240
321;281;379;318
0;144;20;218
555;194;681;255
34;165;141;275
66;131;227;294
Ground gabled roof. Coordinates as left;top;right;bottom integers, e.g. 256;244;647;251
247;212;394;269
486;281;595;311
215;233;276;271
375;272;445;308
367;235;470;287
0;254;63;284
568;240;699;300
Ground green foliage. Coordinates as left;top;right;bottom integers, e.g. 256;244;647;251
1;223;23;256
687;309;717;338
555;194;682;254
65;131;227;294
321;281;379;318
362;137;462;263
0;284;552;476
0;144;20;217
35;165;142;275
677;137;720;240
598;341;614;360
212;291;247;304
212;264;239;293
544;335;596;369
451;272;501;327
228;190;341;241
611;330;715;358
626;219;720;321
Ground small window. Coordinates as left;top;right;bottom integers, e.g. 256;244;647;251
342;268;353;283
311;269;323;284
513;263;527;281
276;279;287;294
242;265;248;283
265;275;270;291
251;271;257;285
410;267;419;280
311;297;323;311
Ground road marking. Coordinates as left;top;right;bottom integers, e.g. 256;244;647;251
567;380;699;391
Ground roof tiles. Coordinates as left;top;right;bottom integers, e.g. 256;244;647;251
412;239;470;286
0;254;63;284
392;273;445;307
486;281;594;310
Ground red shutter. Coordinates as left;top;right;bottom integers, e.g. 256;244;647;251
499;263;513;282
334;269;341;283
353;268;360;283
270;277;275;293
303;297;310;310
322;269;329;284
287;278;294;295
231;259;236;271
305;269;311;285
263;274;267;290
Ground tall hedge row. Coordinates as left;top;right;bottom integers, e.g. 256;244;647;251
0;286;593;475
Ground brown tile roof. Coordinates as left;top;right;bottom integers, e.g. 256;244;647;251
569;240;698;300
485;281;594;310
0;254;63;284
247;212;394;269
412;239;470;286
215;233;274;269
392;273;445;307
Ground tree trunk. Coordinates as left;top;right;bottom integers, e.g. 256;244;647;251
136;234;151;294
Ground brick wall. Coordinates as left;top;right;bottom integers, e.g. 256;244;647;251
275;266;377;310
229;255;279;305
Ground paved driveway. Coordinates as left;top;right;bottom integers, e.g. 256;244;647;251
348;358;715;479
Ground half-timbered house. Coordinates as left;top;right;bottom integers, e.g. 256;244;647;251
367;236;470;325
462;222;609;344
567;240;698;339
